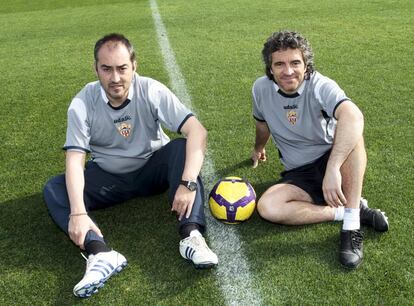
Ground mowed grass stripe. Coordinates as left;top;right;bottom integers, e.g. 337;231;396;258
149;0;262;305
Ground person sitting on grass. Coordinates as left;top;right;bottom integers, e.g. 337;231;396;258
43;33;218;298
251;30;388;269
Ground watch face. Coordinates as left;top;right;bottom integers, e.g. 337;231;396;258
188;181;197;191
181;180;197;191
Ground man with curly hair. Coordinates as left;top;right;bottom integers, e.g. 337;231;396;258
251;30;388;269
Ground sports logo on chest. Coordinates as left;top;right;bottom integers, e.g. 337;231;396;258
114;115;132;138
283;105;298;125
286;110;298;125
117;122;132;138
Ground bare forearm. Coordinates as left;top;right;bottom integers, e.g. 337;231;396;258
65;152;87;214
255;121;270;151
182;125;207;181
328;102;364;170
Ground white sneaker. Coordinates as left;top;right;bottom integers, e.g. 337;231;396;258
73;250;127;298
179;230;218;269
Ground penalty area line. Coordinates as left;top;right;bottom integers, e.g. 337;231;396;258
149;0;262;305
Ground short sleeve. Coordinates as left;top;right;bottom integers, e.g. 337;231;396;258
63;97;91;152
252;81;265;122
148;81;192;132
314;76;349;118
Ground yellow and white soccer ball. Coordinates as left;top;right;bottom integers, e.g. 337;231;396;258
209;176;256;224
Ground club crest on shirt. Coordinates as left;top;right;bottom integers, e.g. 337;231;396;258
117;122;132;138
287;110;297;125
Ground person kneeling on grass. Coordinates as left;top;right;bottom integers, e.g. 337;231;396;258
43;33;218;298
251;30;388;269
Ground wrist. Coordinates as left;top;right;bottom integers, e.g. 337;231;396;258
326;160;341;171
69;212;88;218
180;179;197;191
181;173;197;181
254;144;264;151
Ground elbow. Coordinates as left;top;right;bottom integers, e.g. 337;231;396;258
356;110;364;131
188;123;207;152
200;126;208;151
356;107;364;122
200;125;208;140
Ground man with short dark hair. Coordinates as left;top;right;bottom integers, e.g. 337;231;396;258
44;33;217;298
251;30;388;269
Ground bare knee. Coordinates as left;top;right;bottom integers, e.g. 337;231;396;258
257;190;289;224
256;184;313;224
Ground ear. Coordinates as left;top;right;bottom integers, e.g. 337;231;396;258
132;60;137;72
270;68;274;75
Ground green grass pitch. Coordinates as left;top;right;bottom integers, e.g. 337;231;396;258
0;0;413;305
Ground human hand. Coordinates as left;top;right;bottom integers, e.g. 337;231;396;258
252;148;267;168
171;185;196;221
68;214;103;249
322;167;347;207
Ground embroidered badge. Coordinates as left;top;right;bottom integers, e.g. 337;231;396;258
117;122;132;138
287;110;297;125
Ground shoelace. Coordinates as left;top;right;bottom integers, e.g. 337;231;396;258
80;252;97;270
81;252;89;261
189;235;208;249
351;231;363;248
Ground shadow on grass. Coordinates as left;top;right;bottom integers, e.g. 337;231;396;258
238;206;389;279
214;158;389;273
0;161;389;305
0;193;220;305
215;158;254;179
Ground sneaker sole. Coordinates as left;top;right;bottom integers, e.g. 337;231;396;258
195;262;217;269
74;261;128;298
185;259;217;269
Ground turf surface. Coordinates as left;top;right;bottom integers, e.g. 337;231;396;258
0;0;413;305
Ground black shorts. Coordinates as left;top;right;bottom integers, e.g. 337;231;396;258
278;150;331;205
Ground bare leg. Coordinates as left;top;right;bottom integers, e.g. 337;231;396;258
340;138;367;209
257;183;335;225
258;138;366;226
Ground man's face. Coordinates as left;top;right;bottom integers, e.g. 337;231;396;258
270;48;306;95
95;42;136;106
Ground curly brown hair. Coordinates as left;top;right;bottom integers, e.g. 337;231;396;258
262;30;314;80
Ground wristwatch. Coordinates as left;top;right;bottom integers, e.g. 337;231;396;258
180;180;197;191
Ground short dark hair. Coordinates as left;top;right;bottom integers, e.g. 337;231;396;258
94;33;136;63
262;30;314;80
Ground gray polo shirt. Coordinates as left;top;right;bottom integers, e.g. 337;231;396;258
64;73;193;174
252;71;350;170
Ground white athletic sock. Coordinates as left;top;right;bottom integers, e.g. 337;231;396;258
342;208;360;230
190;229;202;237
334;206;345;221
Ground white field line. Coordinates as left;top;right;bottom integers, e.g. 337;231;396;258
149;0;262;305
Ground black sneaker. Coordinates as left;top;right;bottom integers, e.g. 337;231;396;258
360;198;389;232
339;229;363;269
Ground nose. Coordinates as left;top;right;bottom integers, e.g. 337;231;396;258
284;65;294;75
111;70;121;83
